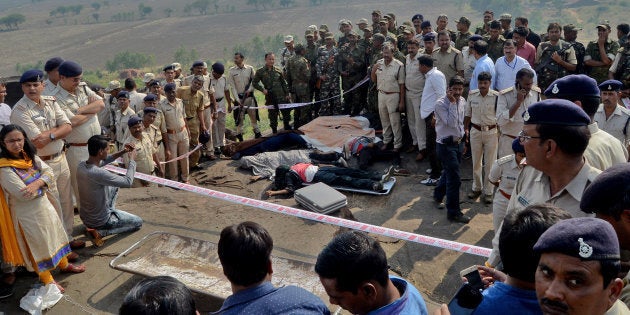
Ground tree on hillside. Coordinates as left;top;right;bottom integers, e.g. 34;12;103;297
1;14;26;30
260;0;273;10
105;51;155;72
92;2;101;11
93;13;99;22
164;8;174;17
139;4;153;18
70;5;83;16
247;0;260;10
174;45;199;66
279;0;294;8
191;0;211;15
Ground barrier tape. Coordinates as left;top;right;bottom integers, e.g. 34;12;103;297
103;165;492;258
247;76;371;110
159;144;203;164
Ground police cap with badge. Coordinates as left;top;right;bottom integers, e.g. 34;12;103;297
598;79;623;92
58;61;83;77
20;70;45;83
534;217;620;261
523;98;590;126
580;163;630;217
544;74;600;99
127;116;143;127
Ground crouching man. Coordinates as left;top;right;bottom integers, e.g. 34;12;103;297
77;135;143;246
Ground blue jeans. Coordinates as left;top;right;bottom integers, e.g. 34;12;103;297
433;142;463;218
97;209;143;237
313;166;381;190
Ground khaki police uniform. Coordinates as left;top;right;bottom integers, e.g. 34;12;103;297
176;86;205;168
210;75;229;149
488;162;600;266
10;95;74;239
405;53;426;149
53;82;102;207
228;64;258;136
584;122;629;171
432;46;464;83
465;89;499;196
123;132;157;187
487;155;522;234
114;107;136;149
158;97;189;182
594;104;630;149
495;86;541;158
375;58;405;149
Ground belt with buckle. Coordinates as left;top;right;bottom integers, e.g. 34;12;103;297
471;123;497;132
68;143;88;146
40;151;63;161
378;90;400;94
166;126;186;134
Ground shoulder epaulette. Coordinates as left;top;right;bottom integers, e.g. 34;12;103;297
497;155;514;165
531;86;541;93
468;89;480;95
500;86;514;94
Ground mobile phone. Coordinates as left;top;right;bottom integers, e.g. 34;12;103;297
447;282;483;315
460;265;484;291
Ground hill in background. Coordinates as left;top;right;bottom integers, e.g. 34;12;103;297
0;0;626;79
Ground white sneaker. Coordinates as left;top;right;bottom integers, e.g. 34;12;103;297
420;178;439;186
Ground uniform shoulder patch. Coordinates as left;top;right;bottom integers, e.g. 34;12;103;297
41;95;56;101
499;86;514;94
497;155;514;165
468;89;480;95
488;90;500;96
531;86;541;93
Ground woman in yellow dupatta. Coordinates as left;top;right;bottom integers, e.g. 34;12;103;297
0;125;85;293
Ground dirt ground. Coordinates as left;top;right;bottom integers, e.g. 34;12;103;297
0;149;492;314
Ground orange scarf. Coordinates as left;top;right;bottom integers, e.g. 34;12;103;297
0;157;33;266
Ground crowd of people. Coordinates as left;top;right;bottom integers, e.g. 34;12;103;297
0;7;628;315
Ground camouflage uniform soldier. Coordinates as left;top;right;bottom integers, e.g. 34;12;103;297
454;17;473;51
337;31;367;115
484;20;506;62
563;24;586;74
253;52;292;133
337;19;352;47
316;32;342;116
534;23;578;91
608;41;630;87
286;44;311;129
585;22;620;83
304;30;320;117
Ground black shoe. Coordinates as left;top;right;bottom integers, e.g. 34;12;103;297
236;134;244;142
254;132;262;138
0;283;14;299
271;127;277;134
448;214;471;224
190;165;203;172
283;124;292;131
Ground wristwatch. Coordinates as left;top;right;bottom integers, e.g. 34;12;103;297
49;133;56;141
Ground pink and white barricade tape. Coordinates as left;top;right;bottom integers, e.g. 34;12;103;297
104;165;491;258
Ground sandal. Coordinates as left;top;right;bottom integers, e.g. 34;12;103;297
66;251;79;262
86;228;104;247
60;263;86;274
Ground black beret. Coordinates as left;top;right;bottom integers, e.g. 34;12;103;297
534;217;620;261
58;61;83;77
20;69;45;83
489;20;501;29
523;99;590;126
423;33;435;42
44;57;64;72
143;107;159;114
212;62;224;75
420;21;431;29
511;138;524;153
598;79;623;92
164;83;176;92
117;90;130;99
143;93;157;102
192;60;204;68
127;116;143;127
580;163;630;215
469;34;483;42
544;74;600;99
412;14;423;22
163;64;176;71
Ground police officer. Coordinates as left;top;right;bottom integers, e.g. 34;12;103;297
253;52;292;133
176;75;209;171
535;22;577;91
229;52;259;140
594;80;630;150
488;139;525;235
42;57;63;96
113;90;136;150
484;20;506;62
464;71;499;203
159;83;189;183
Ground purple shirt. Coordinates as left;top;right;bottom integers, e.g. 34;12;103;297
434;95;466;143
